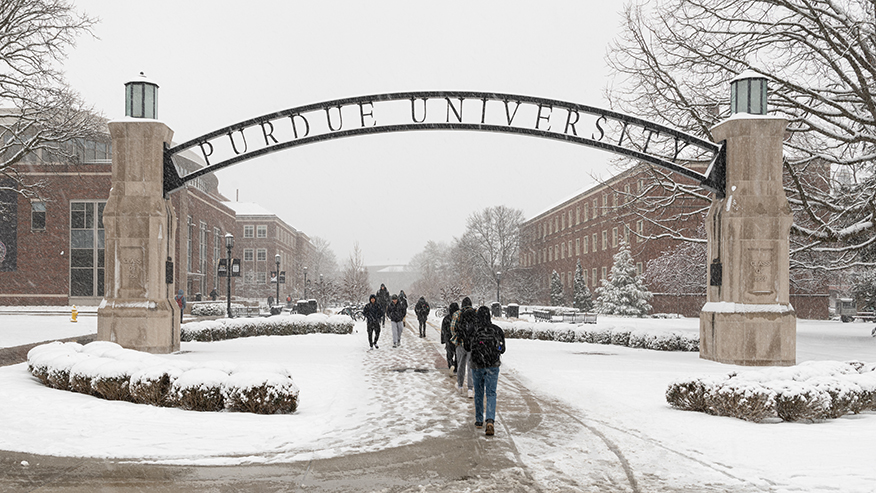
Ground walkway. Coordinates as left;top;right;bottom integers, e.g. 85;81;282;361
0;315;772;492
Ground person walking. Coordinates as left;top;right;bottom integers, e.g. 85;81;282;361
377;284;390;327
450;296;476;397
398;290;408;312
174;289;186;323
466;305;506;436
362;294;383;349
386;294;407;348
209;288;218;301
414;296;430;338
441;302;459;371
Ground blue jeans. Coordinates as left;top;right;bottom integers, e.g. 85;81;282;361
472;366;500;423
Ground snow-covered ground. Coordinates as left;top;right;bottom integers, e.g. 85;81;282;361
1;312;875;492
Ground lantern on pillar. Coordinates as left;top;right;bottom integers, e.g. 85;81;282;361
125;72;159;119
730;69;768;115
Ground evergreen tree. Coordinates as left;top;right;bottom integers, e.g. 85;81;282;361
549;270;565;306
573;260;593;311
595;240;652;317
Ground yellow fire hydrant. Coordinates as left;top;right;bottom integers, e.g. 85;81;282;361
70;305;78;323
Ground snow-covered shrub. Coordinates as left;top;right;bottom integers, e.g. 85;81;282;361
709;381;775;422
89;360;147;401
26;341;83;385
222;371;300;414
554;328;578;343
678;332;699;352
130;366;184;406
190;302;226;317
180;314;353;342
666;377;723;413
168;369;228;412
69;357;115;396
809;377;863;418
46;352;92;390
610;327;632;347
592;326;613;345
773;384;830;422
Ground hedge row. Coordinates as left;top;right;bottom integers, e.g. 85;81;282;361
27;341;299;414
497;321;699;352
666;360;876;422
190;302;239;317
181;313;354;342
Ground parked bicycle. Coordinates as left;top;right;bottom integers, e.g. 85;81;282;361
338;305;365;321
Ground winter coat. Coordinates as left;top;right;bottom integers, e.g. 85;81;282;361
398;291;408;311
450;306;476;347
175;289;186;310
363;301;383;326
465;306;506;369
441;306;459;345
376;285;391;309
386;300;407;322
415;297;430;321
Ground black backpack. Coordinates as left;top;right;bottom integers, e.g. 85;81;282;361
470;323;505;367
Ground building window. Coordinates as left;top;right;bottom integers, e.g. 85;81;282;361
583;203;589;222
602;230;608;250
575;238;580;256
613;193;618;209
593;199;599;218
624;184;631;202
561;271;566;287
213;228;221;289
555;216;559;232
568;210;572;228
636;262;643;276
612;227;618;248
561;214;566;230
601;266;607;280
257;271;267;284
257;225;267;238
576;207;580;225
244;248;254;261
592;268;597;287
561;243;565;259
31;201;46;231
636;219;644;242
568;240;572;257
244;225;254;238
638;178;644;193
257;248;267;261
592;233;598;252
69;201;105;297
603;194;608;214
583;236;588;254
187;216;193;273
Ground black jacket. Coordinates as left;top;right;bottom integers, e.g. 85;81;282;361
386;300;407;322
415;297;430;320
363;301;383;325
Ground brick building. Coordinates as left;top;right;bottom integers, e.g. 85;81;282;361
519;165;829;319
0;135;313;306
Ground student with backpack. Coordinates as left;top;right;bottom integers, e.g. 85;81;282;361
466;305;506;436
450;297;477;397
440;302;459;371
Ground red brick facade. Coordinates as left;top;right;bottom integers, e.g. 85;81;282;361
519;165;829;318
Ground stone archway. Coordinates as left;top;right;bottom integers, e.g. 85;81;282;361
100;90;794;365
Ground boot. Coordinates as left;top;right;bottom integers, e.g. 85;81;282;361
485;420;495;436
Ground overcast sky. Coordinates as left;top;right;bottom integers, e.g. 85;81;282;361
63;1;626;265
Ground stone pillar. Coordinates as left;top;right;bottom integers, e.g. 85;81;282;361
700;116;796;366
97;120;180;353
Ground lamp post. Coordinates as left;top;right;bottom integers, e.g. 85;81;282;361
496;271;502;305
303;266;308;299
225;233;234;319
274;253;281;309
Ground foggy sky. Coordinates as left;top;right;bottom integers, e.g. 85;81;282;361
63;1;625;265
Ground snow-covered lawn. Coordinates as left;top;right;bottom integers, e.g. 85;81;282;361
1;312;875;491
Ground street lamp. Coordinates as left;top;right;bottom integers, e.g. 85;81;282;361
496;271;502;305
303;266;308;299
730;69;768;115
275;253;281;310
225;233;234;319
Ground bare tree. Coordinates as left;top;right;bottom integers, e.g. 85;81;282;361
308;236;339;279
0;0;105;201
408;240;459;304
456;205;524;301
340;243;369;305
643;240;707;295
606;0;876;272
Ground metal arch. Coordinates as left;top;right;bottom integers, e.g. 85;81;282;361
163;91;726;197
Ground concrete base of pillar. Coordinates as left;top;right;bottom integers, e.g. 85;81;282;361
97;299;180;354
699;304;796;366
